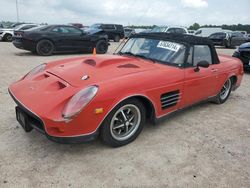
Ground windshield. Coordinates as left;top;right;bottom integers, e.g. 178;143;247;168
119;37;186;66
25;25;50;31
90;24;101;29
150;26;167;33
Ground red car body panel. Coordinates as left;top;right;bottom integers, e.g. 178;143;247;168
9;54;243;139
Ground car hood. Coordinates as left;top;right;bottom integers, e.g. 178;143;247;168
46;55;158;87
239;42;250;50
83;28;102;35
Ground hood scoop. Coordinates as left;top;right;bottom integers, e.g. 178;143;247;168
117;63;140;68
83;59;96;67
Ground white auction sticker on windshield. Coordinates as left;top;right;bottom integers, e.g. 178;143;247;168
157;41;181;52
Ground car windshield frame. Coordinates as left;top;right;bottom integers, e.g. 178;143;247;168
118;37;187;67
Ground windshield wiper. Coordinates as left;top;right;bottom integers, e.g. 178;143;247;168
133;54;156;63
117;51;135;56
118;52;156;63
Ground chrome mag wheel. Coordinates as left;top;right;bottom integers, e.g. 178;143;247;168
220;79;232;100
110;104;141;141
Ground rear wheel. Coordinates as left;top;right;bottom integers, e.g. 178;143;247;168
96;40;108;54
31;50;37;54
3;34;12;42
224;39;231;48
213;78;232;104
114;35;120;42
36;39;54;56
101;99;146;147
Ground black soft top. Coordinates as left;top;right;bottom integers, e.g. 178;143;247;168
130;32;220;64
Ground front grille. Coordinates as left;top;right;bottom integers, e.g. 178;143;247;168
9;89;45;134
160;90;180;110
25;110;45;134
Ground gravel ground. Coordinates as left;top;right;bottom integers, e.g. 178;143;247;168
0;42;249;188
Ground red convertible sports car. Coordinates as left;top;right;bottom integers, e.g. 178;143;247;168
9;33;243;147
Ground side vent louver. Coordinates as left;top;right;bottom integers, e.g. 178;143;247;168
160;90;180;110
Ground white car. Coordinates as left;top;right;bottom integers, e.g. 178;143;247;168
0;24;38;42
150;26;188;34
194;28;225;37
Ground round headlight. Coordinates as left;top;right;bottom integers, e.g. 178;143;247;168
62;86;98;119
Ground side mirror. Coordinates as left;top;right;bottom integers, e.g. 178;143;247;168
194;61;210;72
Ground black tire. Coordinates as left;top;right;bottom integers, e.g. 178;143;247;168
3;34;12;42
101;99;146;147
224;39;231;48
31;50;37;54
36;39;54;56
213;78;232;104
96;40;108;54
114;35;120;42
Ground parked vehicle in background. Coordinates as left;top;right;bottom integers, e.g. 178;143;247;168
149;26;188;34
236;31;247;35
208;31;250;48
0;24;38;42
69;23;84;29
188;30;196;35
136;28;151;33
8;33;243;147
233;42;250;70
87;23;124;42
208;32;230;46
12;25;109;56
124;28;136;38
194;27;224;37
9;22;25;28
226;32;250;48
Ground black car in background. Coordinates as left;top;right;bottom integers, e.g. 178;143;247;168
208;31;250;48
208;32;229;46
87;24;124;42
233;42;250;71
12;25;109;56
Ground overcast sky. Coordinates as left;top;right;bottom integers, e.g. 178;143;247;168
0;0;249;26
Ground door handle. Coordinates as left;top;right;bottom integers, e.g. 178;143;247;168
211;68;218;72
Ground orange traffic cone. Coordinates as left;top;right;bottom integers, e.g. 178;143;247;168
93;47;96;55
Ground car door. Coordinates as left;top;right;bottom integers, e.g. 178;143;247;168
63;26;93;50
182;45;218;107
50;26;90;50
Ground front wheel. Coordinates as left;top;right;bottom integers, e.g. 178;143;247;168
3;34;12;42
36;39;54;56
213;78;232;104
96;40;108;54
101;99;146;147
114;35;120;42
